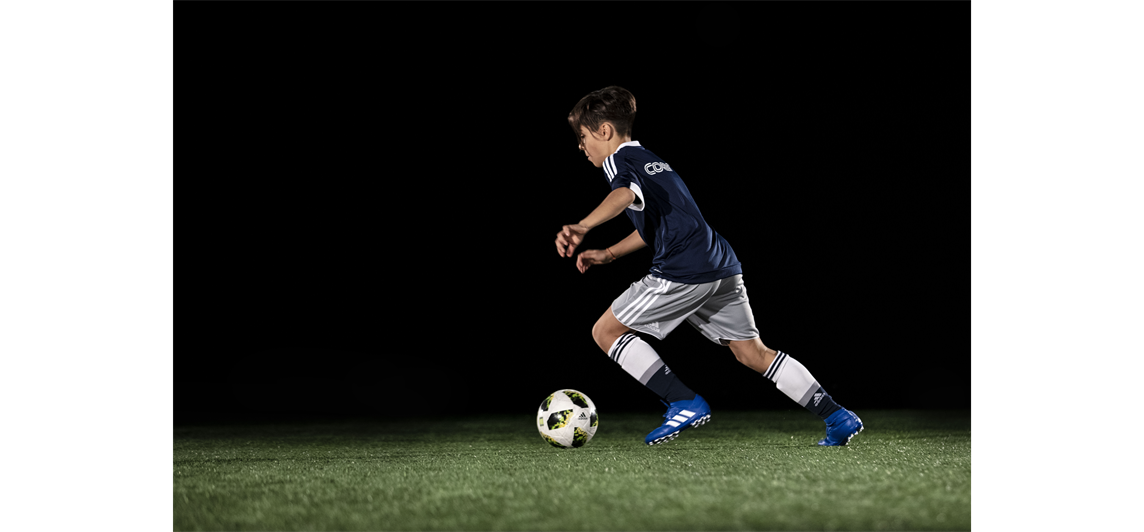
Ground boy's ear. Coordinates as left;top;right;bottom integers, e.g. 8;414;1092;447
598;122;614;141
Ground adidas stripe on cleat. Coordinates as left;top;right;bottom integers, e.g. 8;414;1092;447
817;408;863;446
644;395;712;445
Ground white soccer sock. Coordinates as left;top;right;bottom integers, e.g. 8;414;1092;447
762;351;821;408
607;332;665;385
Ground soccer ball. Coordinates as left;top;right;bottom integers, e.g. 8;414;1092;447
537;389;598;448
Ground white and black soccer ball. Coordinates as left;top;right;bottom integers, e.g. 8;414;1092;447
537;389;598;448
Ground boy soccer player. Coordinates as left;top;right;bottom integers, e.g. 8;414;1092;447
555;86;863;446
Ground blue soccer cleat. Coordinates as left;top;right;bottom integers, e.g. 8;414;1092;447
645;395;712;445
818;408;864;446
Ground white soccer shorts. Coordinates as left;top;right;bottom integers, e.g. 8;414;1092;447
610;274;760;345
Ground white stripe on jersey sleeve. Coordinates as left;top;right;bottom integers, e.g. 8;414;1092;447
602;141;642;183
628;182;645;211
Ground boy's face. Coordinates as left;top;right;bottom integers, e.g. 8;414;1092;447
578;125;610;168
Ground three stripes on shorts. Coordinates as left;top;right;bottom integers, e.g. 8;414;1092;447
614;278;671;326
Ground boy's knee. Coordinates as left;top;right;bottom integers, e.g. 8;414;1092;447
591;319;610;353
729;338;775;372
731;346;758;366
592;311;626;354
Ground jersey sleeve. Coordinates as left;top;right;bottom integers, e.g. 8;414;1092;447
606;153;646;212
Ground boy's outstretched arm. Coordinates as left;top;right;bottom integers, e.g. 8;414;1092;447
555;187;636;258
576;229;646;274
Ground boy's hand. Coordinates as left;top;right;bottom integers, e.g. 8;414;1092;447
575;249;614;274
555;224;590;258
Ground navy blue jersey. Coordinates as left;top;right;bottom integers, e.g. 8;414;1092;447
602;141;741;284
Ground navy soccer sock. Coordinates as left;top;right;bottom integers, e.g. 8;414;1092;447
645;363;698;404
763;350;842;420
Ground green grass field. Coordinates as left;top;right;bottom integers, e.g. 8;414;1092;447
174;410;969;531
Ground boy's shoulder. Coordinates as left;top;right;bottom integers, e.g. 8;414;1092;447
612;142;673;177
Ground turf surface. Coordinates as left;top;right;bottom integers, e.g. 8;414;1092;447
174;410;969;531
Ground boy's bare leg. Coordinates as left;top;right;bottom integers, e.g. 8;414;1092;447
728;338;777;373
591;306;697;405
732;337;851;427
591;307;631;353
592;305;708;445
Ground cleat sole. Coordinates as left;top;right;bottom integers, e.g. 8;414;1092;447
647;414;711;445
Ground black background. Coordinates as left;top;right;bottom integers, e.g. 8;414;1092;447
177;2;967;423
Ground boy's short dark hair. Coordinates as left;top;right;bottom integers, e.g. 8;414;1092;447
568;86;637;139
